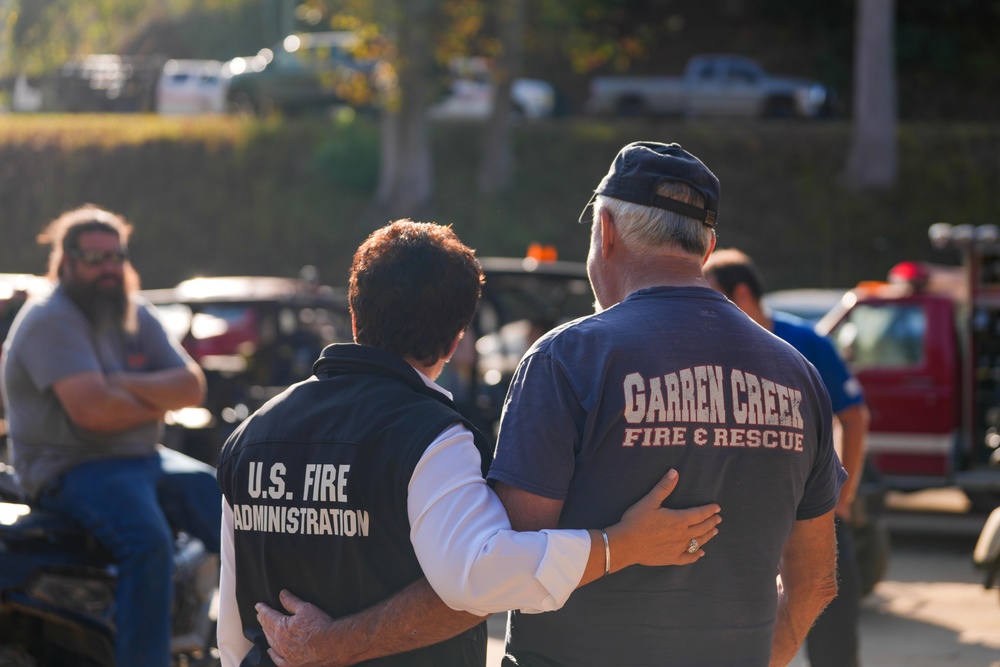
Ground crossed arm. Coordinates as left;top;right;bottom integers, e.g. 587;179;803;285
53;360;205;433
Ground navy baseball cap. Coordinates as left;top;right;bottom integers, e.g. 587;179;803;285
578;142;720;228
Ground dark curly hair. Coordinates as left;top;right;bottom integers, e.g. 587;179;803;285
349;220;484;364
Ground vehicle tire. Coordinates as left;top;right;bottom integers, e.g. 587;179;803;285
615;96;647;117
763;96;796;118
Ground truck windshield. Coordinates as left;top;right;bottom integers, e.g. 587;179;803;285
831;303;926;370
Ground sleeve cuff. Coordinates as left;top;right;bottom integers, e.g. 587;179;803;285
519;529;590;614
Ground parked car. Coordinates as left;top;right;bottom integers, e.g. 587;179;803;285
585;54;831;118
224;31;381;116
429;57;556;121
156;59;230;114
143;256;594;460
142;273;354;463
430;77;556;121
440;255;595;437
0;274;53;356
53;54;163;112
763;288;849;326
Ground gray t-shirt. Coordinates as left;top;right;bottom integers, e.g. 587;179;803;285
1;285;190;499
488;286;844;667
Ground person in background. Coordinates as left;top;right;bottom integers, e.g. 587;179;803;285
0;204;222;667
482;141;841;666
704;247;870;667
223;219;721;667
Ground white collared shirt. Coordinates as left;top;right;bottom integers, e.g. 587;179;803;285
217;371;590;666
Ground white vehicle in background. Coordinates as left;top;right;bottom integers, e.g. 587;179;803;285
585;54;831;118
762;288;848;326
156;59;230;114
430;56;556;121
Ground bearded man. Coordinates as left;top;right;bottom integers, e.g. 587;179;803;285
0;204;221;667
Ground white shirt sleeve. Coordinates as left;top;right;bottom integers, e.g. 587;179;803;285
218;497;254;667
407;422;591;617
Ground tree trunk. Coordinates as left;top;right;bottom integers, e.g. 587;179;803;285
845;0;897;191
375;0;436;218
476;0;525;196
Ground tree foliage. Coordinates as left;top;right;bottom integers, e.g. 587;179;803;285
1;0;250;75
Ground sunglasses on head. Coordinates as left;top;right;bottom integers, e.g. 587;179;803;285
69;247;129;267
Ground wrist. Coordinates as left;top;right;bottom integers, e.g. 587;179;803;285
600;529;611;575
603;524;630;573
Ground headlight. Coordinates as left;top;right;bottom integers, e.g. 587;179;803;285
794;85;827;114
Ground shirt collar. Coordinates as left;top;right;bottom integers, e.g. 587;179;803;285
413;366;454;401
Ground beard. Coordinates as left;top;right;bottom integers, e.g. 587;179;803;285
64;274;130;332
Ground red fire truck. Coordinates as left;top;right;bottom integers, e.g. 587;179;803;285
817;223;1000;510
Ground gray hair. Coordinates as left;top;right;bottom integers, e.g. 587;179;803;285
594;181;714;257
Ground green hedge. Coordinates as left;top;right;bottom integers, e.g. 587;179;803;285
1;114;998;292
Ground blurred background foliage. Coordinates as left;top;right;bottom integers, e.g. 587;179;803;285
0;114;996;292
2;0;999;119
0;0;997;291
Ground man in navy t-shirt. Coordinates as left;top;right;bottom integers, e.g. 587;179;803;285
487;142;844;666
705;248;869;667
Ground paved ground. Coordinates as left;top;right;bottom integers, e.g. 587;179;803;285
486;489;1000;666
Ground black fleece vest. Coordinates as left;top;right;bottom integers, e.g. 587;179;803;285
217;344;492;666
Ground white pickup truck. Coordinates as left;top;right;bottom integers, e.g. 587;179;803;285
585;54;830;118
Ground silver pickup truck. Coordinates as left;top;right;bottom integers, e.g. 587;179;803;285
585;54;830;118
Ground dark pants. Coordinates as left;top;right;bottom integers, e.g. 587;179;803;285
38;447;222;667
806;517;861;667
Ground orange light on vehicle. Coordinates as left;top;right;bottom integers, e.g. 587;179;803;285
527;243;558;262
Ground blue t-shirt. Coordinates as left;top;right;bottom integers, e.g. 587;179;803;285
488;286;844;667
771;311;864;414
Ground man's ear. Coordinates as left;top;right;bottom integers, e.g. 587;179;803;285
599;208;616;259
444;331;463;361
701;232;718;265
